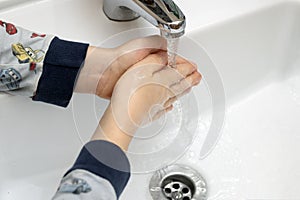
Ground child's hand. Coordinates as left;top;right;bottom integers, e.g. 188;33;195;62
74;35;166;99
91;51;201;150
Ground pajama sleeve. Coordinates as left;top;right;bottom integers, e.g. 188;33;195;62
1;21;132;199
0;20;89;107
52;141;131;200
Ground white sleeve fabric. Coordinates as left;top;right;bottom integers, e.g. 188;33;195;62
52;140;131;200
52;170;117;200
0;19;54;97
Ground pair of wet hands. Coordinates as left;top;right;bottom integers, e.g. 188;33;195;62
74;36;201;150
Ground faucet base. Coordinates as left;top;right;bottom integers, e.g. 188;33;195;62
103;2;140;22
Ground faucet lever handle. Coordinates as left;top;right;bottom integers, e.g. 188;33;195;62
103;0;186;37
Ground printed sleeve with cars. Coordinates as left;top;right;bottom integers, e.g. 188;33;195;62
0;20;130;200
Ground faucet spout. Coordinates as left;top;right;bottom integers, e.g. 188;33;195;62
103;0;186;38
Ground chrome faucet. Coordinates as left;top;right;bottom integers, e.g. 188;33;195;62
103;0;186;38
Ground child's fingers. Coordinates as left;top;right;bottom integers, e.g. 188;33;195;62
151;105;174;121
179;87;192;98
133;51;168;68
164;96;177;108
185;71;202;86
174;62;197;77
126;35;167;52
117;36;167;69
175;55;197;67
169;71;201;96
152;86;192;122
165;104;174;112
128;51;168;75
170;78;191;96
164;87;192;108
154;62;197;87
153;66;184;86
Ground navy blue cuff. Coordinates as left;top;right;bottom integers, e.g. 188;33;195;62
66;140;131;198
33;37;89;107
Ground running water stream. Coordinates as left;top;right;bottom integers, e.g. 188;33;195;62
167;37;180;67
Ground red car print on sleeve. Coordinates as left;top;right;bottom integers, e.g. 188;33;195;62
31;33;46;38
0;20;18;35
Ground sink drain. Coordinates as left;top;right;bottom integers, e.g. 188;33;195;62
149;165;207;200
163;180;192;200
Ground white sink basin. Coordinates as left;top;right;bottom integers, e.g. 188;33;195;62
0;0;299;199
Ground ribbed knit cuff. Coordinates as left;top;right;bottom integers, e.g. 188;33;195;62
33;37;89;107
65;140;131;198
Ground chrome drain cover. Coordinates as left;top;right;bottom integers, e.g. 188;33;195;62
163;181;192;200
149;165;207;200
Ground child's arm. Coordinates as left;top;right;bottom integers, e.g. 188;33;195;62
52;52;201;199
0;19;88;107
0;20;201;199
0;19;167;107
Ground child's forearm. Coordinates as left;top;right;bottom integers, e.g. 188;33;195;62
91;103;135;151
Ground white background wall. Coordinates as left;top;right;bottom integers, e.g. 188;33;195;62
0;0;41;10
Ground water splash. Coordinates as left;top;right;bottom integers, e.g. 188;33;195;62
287;75;300;105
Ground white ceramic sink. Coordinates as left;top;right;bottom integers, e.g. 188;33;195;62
0;0;299;199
